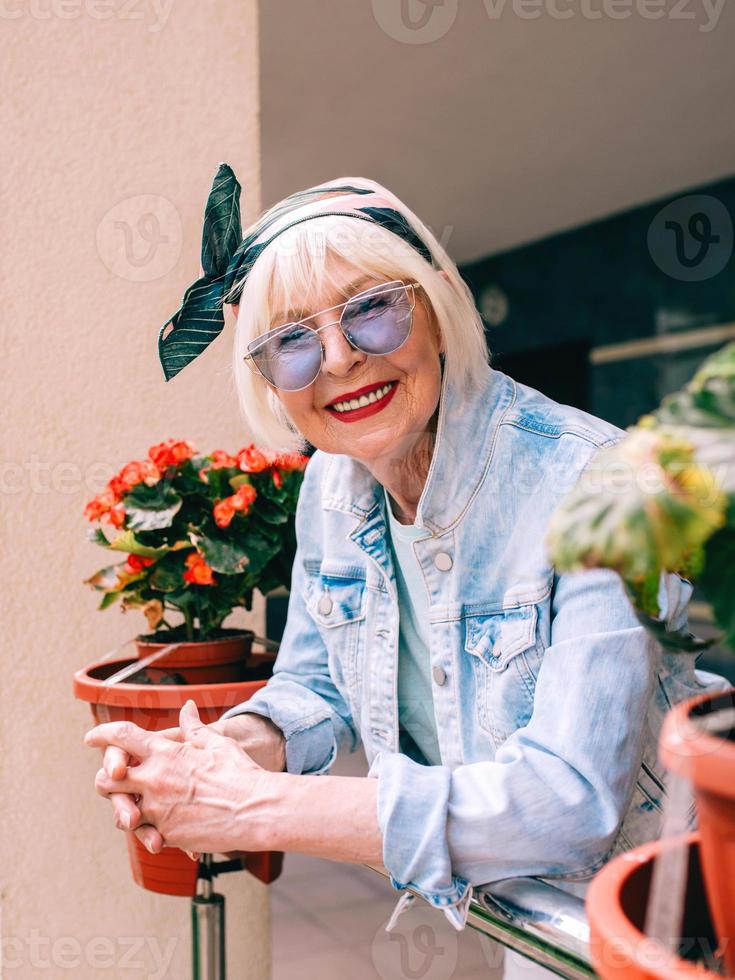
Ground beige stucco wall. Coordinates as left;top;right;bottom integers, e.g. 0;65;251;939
0;3;270;977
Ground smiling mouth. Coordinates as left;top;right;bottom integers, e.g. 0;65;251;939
325;380;398;413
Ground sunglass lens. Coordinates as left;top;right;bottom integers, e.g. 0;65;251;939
341;284;412;355
253;325;322;390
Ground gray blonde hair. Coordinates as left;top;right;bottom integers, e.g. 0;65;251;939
231;176;490;452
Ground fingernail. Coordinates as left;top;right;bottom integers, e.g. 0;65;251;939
144;840;156;854
120;813;130;830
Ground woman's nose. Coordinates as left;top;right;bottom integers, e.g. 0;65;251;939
317;319;367;377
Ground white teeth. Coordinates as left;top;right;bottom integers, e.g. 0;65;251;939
331;382;395;412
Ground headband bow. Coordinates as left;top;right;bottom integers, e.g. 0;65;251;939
157;163;435;381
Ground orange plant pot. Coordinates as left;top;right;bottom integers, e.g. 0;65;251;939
73;652;284;897
586;833;721;980
659;689;735;975
134;628;254;685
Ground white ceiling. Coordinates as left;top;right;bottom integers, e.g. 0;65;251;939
259;0;735;263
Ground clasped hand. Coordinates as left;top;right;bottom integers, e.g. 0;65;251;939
85;700;269;858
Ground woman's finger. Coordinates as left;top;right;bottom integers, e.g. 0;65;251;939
110;791;142;830
135;824;165;853
84;720;158;759
104;744;130;780
95;767;142;798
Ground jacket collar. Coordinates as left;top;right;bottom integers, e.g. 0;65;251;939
320;358;516;534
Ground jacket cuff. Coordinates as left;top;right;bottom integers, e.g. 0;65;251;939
368;751;472;928
219;688;338;776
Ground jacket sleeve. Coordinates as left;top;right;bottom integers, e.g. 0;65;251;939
367;567;693;928
219;466;358;775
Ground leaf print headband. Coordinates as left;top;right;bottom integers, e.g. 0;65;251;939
157;163;436;381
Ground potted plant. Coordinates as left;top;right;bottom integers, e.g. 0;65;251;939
547;343;735;976
75;438;309;895
82;438;307;679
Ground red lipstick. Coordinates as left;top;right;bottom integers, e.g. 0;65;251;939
324;380;398;423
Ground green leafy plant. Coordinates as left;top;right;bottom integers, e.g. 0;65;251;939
83;439;309;641
547;343;735;653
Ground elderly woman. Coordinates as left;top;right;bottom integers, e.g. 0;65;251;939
87;167;727;944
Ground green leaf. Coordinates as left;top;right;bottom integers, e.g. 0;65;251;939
189;528;251;575
85;565;121;592
150;562;187;593
252;497;289;526
105;530;176;558
700;509;735;652
228;473;253;491
98;591;122;611
87;527;111;548
656;342;735;429
125;483;183;532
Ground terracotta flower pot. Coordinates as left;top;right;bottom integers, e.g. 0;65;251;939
587;833;722;980
659;689;735;975
134;627;254;685
74;652;283;897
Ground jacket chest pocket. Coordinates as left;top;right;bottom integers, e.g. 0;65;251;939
303;570;367;706
464;604;540;745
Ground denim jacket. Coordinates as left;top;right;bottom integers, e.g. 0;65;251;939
221;358;729;930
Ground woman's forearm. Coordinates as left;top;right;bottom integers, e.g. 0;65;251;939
246;770;385;868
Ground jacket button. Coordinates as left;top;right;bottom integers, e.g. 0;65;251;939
432;665;447;686
434;552;453;571
317;593;333;615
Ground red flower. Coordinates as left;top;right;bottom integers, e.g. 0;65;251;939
116;459;161;491
83;488;117;521
212;483;258;528
199;449;239;483
273;451;309;472
272;469;283;490
124;554;155;574
182;552;216;586
232;483;257;513
148;439;196;470
237;444;272;473
209;450;238;469
100;504;125;529
213;498;236;529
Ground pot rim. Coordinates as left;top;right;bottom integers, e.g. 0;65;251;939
659;688;735;796
72;654;270;709
586;832;718;979
135;627;255;648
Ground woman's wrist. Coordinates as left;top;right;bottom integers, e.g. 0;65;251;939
213;712;287;772
244;771;384;866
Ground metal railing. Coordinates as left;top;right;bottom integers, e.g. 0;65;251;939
368;865;595;980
